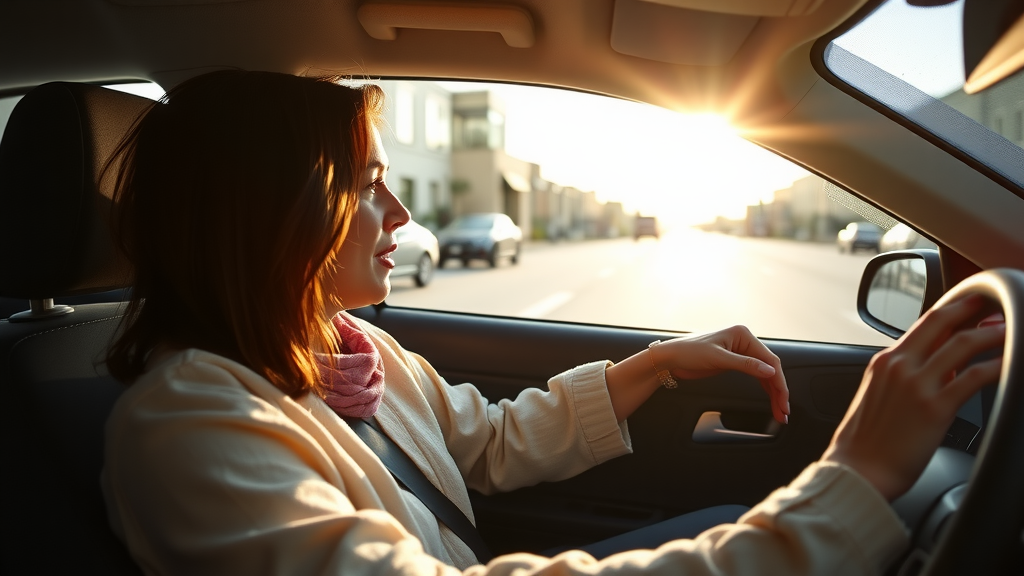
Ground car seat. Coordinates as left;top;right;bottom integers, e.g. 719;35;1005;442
0;82;151;575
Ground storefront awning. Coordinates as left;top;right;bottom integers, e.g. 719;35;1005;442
502;171;531;193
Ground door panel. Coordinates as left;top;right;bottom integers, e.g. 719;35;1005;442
350;304;879;554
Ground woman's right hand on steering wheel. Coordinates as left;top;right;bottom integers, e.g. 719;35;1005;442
822;294;1004;501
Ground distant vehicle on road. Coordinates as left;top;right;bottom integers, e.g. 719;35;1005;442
879;223;937;252
634;215;660;240
391;220;439;287
837;221;881;253
437;213;522;268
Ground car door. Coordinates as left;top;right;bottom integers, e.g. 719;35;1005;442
349;303;879;554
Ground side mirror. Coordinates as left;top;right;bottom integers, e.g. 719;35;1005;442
858;250;943;339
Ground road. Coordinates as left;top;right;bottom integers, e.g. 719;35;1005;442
386;227;894;347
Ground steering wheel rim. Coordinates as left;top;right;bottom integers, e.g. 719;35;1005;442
923;268;1024;575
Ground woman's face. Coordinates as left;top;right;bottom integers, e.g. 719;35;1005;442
326;126;410;314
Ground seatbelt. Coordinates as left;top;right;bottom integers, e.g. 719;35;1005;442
344;417;494;564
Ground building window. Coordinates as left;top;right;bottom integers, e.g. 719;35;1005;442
425;94;450;150
395;85;415;145
398;177;415;212
453;110;505;150
429;180;440;210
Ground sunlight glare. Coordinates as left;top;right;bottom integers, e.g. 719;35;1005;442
439;81;810;227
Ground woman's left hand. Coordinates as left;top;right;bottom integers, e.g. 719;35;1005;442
650;326;790;423
605;325;790;424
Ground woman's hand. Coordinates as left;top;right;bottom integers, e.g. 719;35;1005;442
605;325;789;424
651;326;789;424
822;295;1004;501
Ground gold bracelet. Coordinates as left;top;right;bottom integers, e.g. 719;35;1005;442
648;340;678;389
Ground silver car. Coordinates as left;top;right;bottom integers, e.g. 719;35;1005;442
879;223;938;253
391;220;440;287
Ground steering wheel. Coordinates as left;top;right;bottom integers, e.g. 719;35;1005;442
902;269;1024;575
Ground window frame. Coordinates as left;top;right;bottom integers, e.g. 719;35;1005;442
809;0;1024;200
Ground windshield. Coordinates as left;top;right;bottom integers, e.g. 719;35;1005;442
825;0;1024;188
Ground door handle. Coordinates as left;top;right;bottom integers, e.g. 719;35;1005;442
691;411;780;444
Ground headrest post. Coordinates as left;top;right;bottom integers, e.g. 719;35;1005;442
8;298;74;323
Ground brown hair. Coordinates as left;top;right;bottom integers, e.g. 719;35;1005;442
106;70;385;397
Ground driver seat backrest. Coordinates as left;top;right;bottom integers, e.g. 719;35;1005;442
0;83;153;575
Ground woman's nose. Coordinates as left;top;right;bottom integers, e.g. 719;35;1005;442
385;184;411;232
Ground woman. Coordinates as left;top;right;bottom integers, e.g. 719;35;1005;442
102;70;1003;575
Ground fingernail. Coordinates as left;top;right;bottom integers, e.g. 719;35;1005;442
786;401;791;414
784;414;789;424
757;363;776;376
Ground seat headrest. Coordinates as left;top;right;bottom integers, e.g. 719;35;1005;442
0;83;154;300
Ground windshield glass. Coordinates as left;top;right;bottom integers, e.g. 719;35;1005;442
825;0;1024;188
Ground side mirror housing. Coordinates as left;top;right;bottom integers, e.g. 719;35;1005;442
858;250;944;339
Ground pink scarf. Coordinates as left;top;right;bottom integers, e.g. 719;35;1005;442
316;313;385;418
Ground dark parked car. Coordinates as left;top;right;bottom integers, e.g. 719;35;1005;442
837;221;882;253
391;219;439;287
437;213;522;268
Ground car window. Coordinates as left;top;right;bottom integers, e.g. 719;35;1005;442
825;0;1024;188
379;80;912;346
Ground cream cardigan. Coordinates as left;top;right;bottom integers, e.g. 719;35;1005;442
102;316;908;576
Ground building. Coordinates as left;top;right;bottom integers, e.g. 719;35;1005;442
748;175;860;240
941;74;1024;147
376;80;453;229
380;82;633;240
450;91;535;239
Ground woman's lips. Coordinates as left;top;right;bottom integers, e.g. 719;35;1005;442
375;244;397;269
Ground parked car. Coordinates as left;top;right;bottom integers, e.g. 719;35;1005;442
837;221;882;253
634;215;660;240
437;213;522;268
2;0;1023;574
391;219;439;287
879;222;939;253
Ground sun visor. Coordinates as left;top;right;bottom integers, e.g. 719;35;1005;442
611;0;759;66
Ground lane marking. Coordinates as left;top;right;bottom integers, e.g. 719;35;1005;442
517;291;574;319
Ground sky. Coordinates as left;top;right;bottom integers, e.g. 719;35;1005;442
439;81;810;226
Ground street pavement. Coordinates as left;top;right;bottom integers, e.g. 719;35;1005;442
385;227;894;347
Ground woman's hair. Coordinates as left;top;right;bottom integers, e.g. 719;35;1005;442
106;70;385;397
